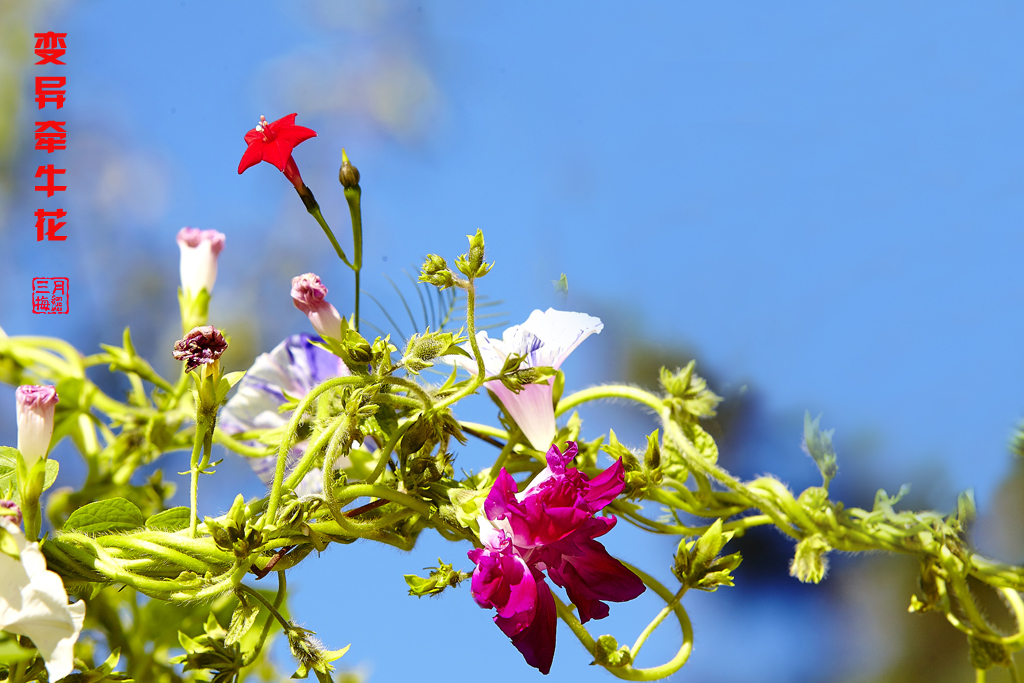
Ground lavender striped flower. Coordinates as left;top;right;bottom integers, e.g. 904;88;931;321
220;334;349;496
459;309;603;451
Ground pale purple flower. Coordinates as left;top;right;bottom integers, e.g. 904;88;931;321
462;309;603;451
220;335;349;496
0;515;85;681
469;442;644;674
15;385;58;468
291;273;345;340
177;227;226;297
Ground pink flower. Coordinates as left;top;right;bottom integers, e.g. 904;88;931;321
291;273;344;340
461;309;603;451
468;442;644;674
15;386;58;468
237;114;317;190
176;227;225;297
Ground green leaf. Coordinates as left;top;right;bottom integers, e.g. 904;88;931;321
225;596;259;646
145;507;191;532
0;447;19;498
64;497;145;534
0;637;36;664
43;459;59;491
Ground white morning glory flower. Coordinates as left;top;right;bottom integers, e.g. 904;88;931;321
220;334;350;496
0;515;86;681
463;308;603;450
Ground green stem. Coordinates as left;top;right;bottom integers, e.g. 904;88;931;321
243;571;287;667
365;420;413;485
305;198;353;269
556;384;666;417
213;428;274;458
433;279;487;412
283;413;346;491
334;483;433;518
344;184;362;331
238;582;292;630
265;376;366;524
484;435;518;488
630;585;687;658
189;420;208;537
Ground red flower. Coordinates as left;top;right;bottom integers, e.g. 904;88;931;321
237;114;317;189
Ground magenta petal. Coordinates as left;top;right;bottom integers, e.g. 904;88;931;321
468;541;537;622
583;457;626;511
545;442;577;474
544;521;645;624
512;494;590;547
484;468;519;522
495;572;557;675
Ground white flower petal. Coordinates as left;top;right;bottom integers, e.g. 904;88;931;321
516;308;603;369
0;521;84;681
486;381;557;451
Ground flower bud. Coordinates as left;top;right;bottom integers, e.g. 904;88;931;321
15;385;58;469
176;228;226;297
338;149;360;189
173;326;228;374
291;273;344;340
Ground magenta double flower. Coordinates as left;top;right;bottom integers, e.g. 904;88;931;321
468;442;644;674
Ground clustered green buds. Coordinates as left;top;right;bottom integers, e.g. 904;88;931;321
673;519;742;592
455;229;493;279
660;361;723;421
401;330;469;375
174;614;245;683
205;495;263;561
419;253;457;290
404;559;471;597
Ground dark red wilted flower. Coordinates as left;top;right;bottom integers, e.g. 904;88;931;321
173;325;228;374
237;114;317;190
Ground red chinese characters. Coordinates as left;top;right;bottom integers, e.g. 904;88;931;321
32;32;70;314
34;32;67;66
31;278;69;315
35;121;66;153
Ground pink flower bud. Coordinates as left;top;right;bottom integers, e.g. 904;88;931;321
177;227;226;297
15;385;58;468
291;273;344;339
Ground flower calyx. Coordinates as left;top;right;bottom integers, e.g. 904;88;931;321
401;329;469;375
454;229;493;280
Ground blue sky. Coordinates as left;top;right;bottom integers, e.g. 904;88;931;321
4;2;1024;681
